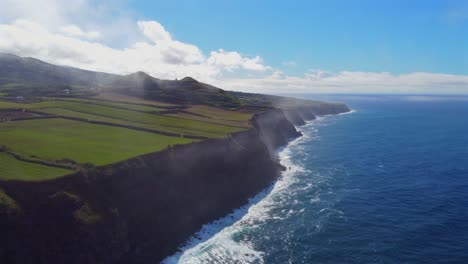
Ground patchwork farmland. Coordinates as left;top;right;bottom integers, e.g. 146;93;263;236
0;94;253;180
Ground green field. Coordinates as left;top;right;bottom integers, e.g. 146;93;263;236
0;118;193;166
0;152;72;181
38;107;243;135
167;112;250;128
92;92;177;107
35;101;243;138
0;101;26;108
187;105;252;121
0;99;246;138
0;94;253;181
36;107;127;122
52;98;162;112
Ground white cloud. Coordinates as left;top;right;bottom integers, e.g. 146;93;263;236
0;0;81;27
138;21;171;42
216;71;468;94
207;49;269;72
0;0;468;95
60;24;100;39
0;0;143;47
0;18;268;82
136;21;205;65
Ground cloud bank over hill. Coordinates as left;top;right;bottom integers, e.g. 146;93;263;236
1;0;467;94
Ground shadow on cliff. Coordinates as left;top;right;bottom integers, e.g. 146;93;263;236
0;105;349;264
162;182;277;263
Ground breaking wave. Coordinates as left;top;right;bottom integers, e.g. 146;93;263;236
162;114;344;264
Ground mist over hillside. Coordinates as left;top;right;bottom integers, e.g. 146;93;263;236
0;53;348;112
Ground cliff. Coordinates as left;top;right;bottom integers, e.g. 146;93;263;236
283;102;350;126
0;106;348;263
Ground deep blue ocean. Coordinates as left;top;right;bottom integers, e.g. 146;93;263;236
164;95;468;264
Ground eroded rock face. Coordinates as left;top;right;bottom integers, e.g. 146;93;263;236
0;106;347;264
251;109;302;153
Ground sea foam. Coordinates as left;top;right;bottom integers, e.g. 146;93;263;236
161;115;344;264
162;127;309;264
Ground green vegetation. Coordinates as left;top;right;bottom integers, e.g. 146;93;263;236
36;107;125;122
0;101;26;108
0;118;194;166
93;92;177;107
0;53;344;186
0;95;253;181
0;99;246;138
0;152;72;180
1;83;97;98
0;188;21;215
56;98;162;112
49;191;81;203
186;105;252;121
30;101;243;138
165;105;252;128
167;112;250;128
73;203;102;224
0;83;23;89
0;72;255;181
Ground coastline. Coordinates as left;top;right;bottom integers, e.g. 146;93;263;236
0;106;350;263
162;138;302;263
162;118;328;263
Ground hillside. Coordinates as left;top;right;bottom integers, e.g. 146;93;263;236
0;54;239;107
0;53;349;180
0;53;348;111
0;53;114;97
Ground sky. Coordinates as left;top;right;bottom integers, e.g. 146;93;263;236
0;0;467;94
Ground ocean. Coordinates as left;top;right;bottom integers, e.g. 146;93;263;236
164;95;468;264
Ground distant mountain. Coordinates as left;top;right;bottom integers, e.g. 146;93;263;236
0;53;114;87
0;53;349;112
0;53;240;107
108;70;238;107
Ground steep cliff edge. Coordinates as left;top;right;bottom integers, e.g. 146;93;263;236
282;102;350;126
0;106;348;264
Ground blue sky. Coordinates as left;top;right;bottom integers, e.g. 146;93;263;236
132;0;468;75
1;0;468;94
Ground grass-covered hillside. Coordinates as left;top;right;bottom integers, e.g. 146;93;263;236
0;54;241;107
0;53;348;182
0;152;72;181
0;94;253;181
0;52;254;181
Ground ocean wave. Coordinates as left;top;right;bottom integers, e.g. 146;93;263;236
339;109;356;115
162;115;337;264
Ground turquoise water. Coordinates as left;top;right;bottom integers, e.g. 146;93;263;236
165;95;468;264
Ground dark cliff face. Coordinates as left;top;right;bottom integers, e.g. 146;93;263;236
282;107;318;126
0;103;350;264
0;108;303;264
0;53;351;263
281;103;350;126
252;109;302;153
